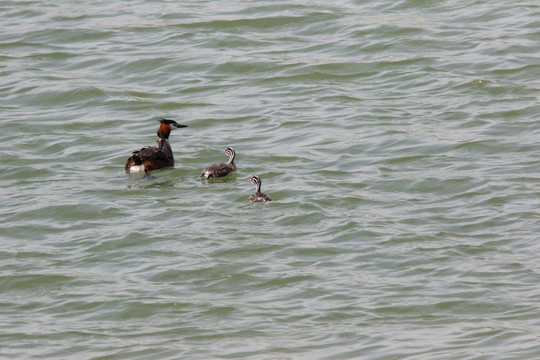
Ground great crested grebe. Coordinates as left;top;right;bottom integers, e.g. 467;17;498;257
201;147;236;179
125;118;187;174
248;175;271;202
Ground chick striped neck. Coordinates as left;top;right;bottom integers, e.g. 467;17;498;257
223;148;236;165
250;176;262;193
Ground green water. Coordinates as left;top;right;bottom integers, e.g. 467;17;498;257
1;1;540;359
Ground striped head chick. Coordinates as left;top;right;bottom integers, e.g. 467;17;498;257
201;147;236;179
248;175;271;202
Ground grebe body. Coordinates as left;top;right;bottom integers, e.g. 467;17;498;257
248;175;271;202
125;118;187;174
201;147;236;179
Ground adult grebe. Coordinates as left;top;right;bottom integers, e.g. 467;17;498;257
125;118;187;173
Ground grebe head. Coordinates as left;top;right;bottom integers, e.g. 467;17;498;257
157;118;188;139
222;147;235;157
249;175;261;186
221;147;235;163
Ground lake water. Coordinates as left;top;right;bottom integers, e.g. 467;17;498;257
1;1;540;359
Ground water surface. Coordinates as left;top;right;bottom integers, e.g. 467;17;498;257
1;0;540;359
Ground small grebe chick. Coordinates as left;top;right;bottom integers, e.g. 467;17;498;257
248;175;271;202
125;118;187;174
201;147;236;179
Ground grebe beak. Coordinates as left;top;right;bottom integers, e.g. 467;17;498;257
158;118;188;128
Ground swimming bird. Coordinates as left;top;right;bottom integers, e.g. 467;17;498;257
125;118;187;174
201;147;236;179
248;175;271;202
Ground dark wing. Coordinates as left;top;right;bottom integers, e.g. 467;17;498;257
212;163;235;177
125;145;172;172
136;146;169;163
202;163;235;178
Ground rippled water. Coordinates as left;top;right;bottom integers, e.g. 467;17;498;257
2;0;540;359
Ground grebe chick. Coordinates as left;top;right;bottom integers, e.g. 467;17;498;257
248;175;271;202
125;118;187;174
201;147;236;179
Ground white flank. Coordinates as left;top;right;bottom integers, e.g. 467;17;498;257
128;165;146;173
